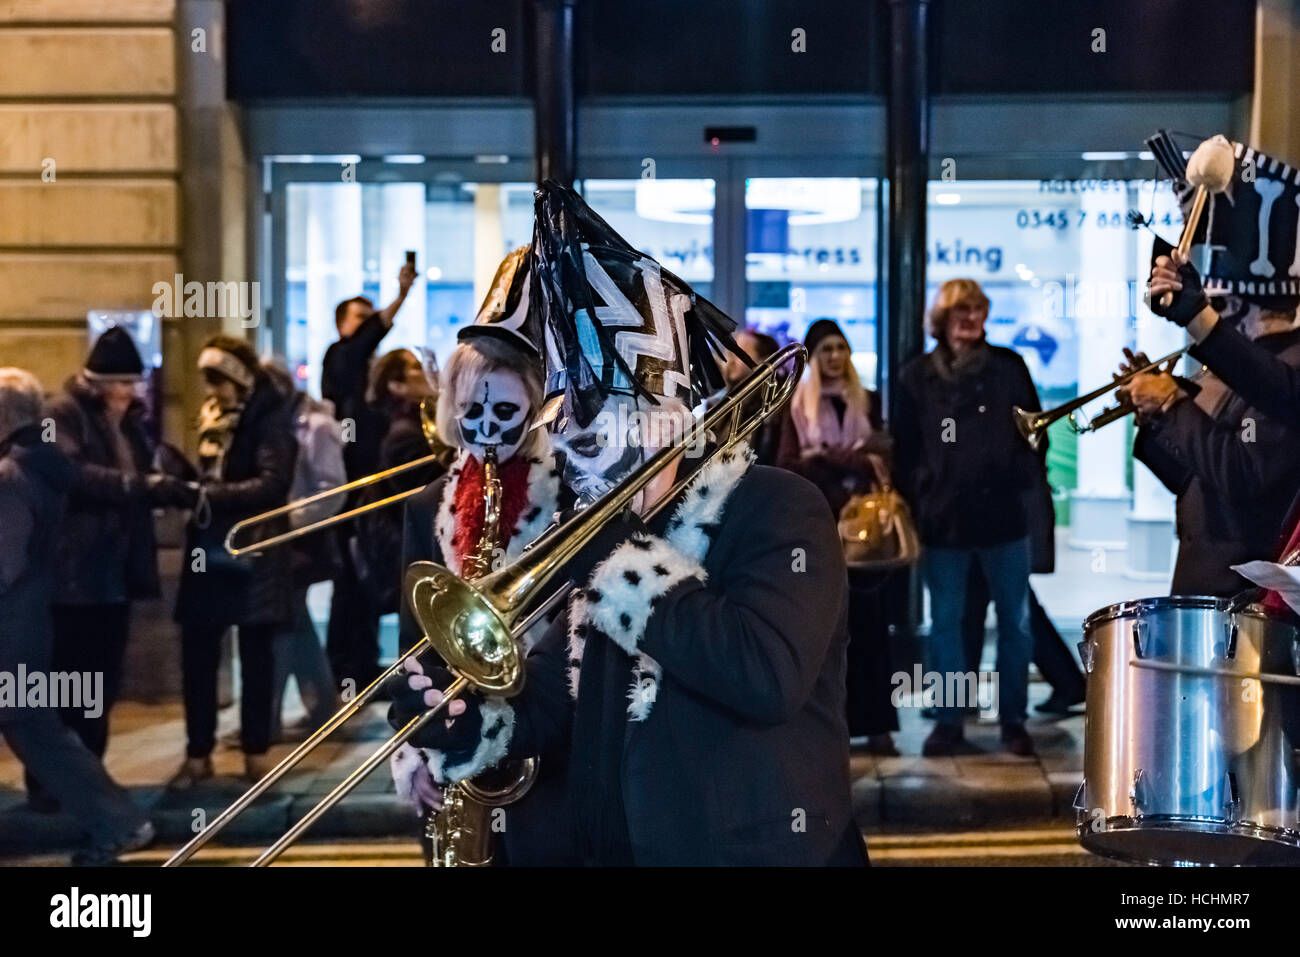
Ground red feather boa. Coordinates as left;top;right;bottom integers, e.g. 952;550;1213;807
450;453;535;568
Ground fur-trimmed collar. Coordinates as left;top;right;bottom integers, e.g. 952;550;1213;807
434;434;562;578
566;442;755;720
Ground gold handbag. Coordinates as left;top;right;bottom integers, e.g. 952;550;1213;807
838;456;920;570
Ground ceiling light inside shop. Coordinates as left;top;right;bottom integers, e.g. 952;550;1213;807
1081;151;1130;161
426;266;442;280
384;154;425;164
633;180;715;224
475;154;510;164
934;192;961;205
746;178;862;225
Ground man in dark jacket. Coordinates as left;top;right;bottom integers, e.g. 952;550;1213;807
1124;319;1300;595
0;367;154;865
1141;133;1300;595
387;182;862;865
28;329;176;809
894;279;1041;757
321;262;416;690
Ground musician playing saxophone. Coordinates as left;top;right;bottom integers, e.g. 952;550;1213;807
387;249;575;865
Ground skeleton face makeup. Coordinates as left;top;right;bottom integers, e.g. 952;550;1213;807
456;367;533;461
554;394;694;503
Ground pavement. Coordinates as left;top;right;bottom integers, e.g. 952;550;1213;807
0;677;1085;860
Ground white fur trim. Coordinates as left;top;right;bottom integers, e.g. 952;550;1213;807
424;697;516;786
663;443;754;558
433;433;562;578
565;441;754;721
585;534;706;657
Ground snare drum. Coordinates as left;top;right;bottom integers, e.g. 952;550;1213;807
1076;595;1300;865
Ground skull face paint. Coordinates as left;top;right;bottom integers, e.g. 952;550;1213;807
456;368;532;461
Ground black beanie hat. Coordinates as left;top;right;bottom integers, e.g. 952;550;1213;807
84;326;144;381
803;318;848;356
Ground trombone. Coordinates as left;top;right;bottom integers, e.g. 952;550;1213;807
163;342;807;867
224;397;455;556
1013;346;1190;450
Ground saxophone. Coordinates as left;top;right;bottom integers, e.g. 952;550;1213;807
423;444;538;866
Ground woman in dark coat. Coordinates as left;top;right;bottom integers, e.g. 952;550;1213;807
170;335;297;786
777;318;902;755
25;329;183;809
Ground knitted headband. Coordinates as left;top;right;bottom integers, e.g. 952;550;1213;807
198;347;255;391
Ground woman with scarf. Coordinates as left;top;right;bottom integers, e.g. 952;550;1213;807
777;318;902;756
170;336;297;787
894;279;1041;758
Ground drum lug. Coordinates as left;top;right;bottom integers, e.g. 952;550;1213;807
1293;639;1300;677
1072;780;1087;812
1077;639;1094;673
1222;771;1240;823
1224;621;1239;660
1130;768;1147;816
1131;621;1148;659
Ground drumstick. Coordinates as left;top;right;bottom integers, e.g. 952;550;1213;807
1130;658;1300;687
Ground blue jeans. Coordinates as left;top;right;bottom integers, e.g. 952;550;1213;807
922;537;1032;727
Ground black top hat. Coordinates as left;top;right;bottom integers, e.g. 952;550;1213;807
1150;131;1300;310
84;326;144;381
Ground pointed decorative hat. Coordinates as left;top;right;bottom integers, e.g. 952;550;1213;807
458;245;541;358
1148;130;1300;309
526;180;743;428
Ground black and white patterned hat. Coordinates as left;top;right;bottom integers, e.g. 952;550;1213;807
457;245;542;359
1150;131;1300;309
526;180;743;428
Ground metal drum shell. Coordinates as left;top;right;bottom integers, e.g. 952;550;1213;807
1077;596;1300;866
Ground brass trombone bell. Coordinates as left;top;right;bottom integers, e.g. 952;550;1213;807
238;342;807;866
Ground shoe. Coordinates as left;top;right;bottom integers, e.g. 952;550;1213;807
1000;723;1036;757
922;723;966;757
244;752;275;782
167;756;214;790
72;820;156;867
866;733;901;757
1035;690;1085;716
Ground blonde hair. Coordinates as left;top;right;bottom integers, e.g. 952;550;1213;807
435;337;545;458
927;278;991;341
796;331;867;447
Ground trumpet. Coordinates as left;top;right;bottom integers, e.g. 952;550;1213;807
224;396;455;556
1013;346;1189;450
163;342;806;867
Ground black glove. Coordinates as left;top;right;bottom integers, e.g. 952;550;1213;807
385;662;485;754
1150;257;1209;327
145;473;199;509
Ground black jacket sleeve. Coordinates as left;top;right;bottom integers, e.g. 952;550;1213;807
892;365;924;509
398;478;446;651
1191;320;1300;425
635;476;845;726
203;428;296;514
1133;416;1194;496
48;399;138;507
505;611;575;758
1141;394;1297;503
0;479;33;592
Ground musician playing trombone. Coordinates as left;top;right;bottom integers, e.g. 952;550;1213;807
386;184;865;866
1127;133;1300;596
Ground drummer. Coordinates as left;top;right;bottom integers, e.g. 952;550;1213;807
1132;134;1300;597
